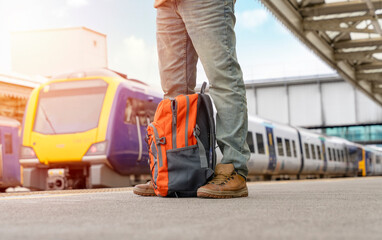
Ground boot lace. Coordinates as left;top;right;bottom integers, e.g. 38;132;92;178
210;173;236;185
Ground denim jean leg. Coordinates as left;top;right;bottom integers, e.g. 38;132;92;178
156;1;198;98
178;0;250;177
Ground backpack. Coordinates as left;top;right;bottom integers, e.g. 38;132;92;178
146;82;216;197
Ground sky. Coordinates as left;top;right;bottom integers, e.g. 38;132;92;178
0;0;335;87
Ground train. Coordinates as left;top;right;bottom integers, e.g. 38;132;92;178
0;116;21;190
18;69;382;190
19;69;161;190
245;116;382;180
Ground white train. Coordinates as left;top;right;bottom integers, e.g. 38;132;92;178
223;115;382;180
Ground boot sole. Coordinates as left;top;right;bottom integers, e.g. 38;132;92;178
133;188;156;197
197;187;248;199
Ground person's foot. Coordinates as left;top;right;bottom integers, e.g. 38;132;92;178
197;163;248;198
133;181;156;196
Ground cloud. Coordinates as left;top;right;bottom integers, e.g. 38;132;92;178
237;9;268;29
110;36;160;87
66;0;89;8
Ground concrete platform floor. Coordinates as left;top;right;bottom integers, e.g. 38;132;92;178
0;177;381;240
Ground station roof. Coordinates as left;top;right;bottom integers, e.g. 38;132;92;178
260;0;382;105
0;71;46;99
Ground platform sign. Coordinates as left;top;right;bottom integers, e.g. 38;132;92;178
265;127;277;171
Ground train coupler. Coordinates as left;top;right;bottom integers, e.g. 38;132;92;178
46;168;67;190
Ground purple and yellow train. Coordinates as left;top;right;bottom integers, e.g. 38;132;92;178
19;69;161;190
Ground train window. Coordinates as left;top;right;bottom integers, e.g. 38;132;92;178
285;139;292;157
125;98;136;124
341;150;345;162
34;80;108;135
316;145;321;160
377;156;381;164
333;149;337;161
311;144;316;160
328;147;332;161
344;151;349;162
246;131;255;153
292;140;297;157
256;133;265;154
304;143;310;159
125;98;157;126
337;149;342;162
4;134;12;154
277;137;284;156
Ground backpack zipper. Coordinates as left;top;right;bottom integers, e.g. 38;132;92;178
185;95;190;147
171;99;178;149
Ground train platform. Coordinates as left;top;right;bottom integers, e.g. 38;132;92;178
0;177;381;240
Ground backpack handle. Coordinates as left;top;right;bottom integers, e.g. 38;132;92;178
200;82;207;94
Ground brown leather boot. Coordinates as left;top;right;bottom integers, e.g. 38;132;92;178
133;181;156;196
197;163;248;198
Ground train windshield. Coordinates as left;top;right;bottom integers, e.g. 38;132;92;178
34;79;108;134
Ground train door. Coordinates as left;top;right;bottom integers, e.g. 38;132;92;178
124;95;145;163
110;88;159;174
365;150;373;175
358;148;366;176
133;96;157;163
265;126;277;171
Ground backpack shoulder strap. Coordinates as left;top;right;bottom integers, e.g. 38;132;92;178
200;82;207;94
193;125;208;169
198;89;216;170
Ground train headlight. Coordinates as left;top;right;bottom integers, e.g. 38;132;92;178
20;146;37;159
85;141;107;156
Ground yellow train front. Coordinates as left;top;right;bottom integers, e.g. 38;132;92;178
19;69;161;190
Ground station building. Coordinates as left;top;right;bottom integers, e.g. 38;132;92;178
11;27;107;77
1;27;108;123
245;74;382;145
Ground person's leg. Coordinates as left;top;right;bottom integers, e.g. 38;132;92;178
178;0;250;178
156;1;198;98
133;0;198;197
